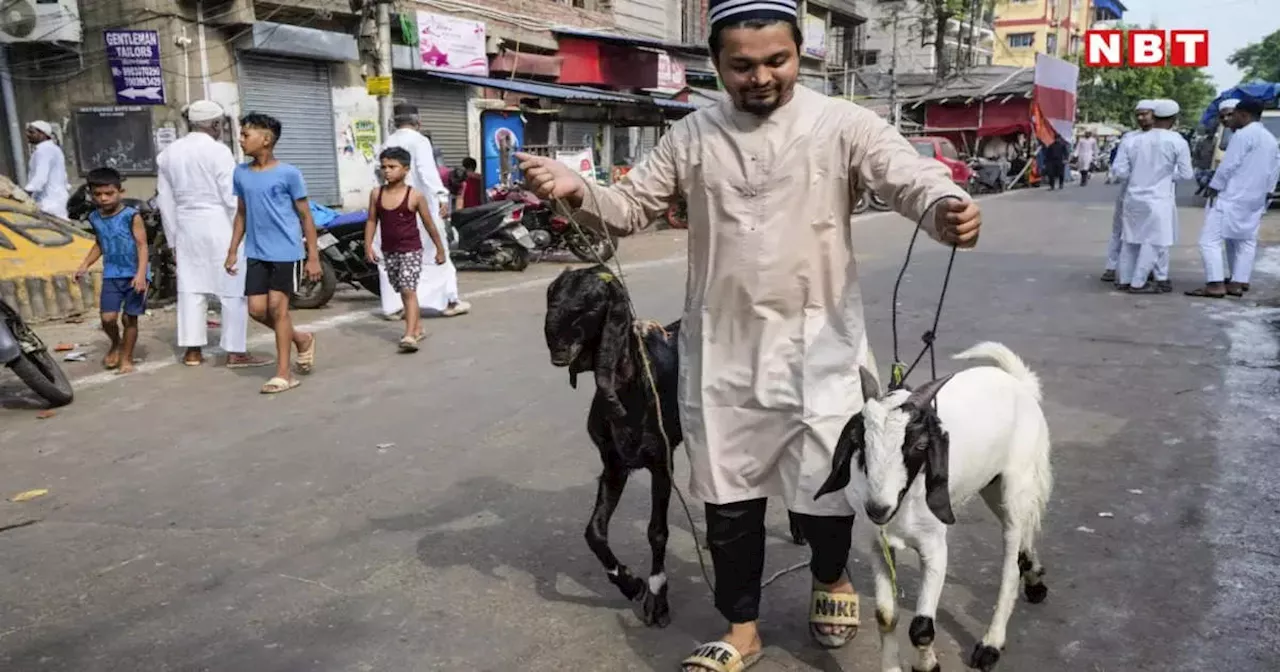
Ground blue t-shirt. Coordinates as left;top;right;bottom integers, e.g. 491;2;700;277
89;205;146;279
233;162;308;262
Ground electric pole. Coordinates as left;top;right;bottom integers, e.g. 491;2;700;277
889;7;901;130
375;0;394;143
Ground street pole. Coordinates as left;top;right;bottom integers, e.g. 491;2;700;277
889;7;900;130
0;46;25;184
375;0;393;144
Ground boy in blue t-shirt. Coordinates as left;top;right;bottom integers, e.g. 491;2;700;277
224;112;320;394
73;167;149;375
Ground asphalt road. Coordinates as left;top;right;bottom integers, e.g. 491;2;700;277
1;183;1278;672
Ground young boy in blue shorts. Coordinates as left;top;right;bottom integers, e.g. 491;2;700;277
224;112;320;394
74;167;149;375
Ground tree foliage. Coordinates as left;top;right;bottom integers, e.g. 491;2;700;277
1074;25;1216;127
1228;29;1280;83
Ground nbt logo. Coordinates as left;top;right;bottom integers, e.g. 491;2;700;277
1084;30;1209;68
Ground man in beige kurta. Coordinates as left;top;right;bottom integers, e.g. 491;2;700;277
519;4;980;668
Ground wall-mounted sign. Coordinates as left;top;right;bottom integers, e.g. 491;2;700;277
73;106;157;175
417;11;488;76
104;29;165;105
802;15;828;60
366;75;392;96
657;53;687;90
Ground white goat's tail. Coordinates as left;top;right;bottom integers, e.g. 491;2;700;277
952;341;1042;402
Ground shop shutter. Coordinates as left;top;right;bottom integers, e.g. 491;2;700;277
393;75;470;169
559;122;599;149
238;55;341;205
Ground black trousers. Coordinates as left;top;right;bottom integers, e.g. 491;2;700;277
1045;163;1065;189
1079;167;1091;186
706;498;854;623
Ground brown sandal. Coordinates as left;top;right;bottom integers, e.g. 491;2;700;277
1184;286;1226;298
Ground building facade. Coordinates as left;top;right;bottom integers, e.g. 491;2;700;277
856;0;995;78
991;0;1125;68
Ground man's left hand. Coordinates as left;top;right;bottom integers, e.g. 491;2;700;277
304;255;323;282
935;198;981;248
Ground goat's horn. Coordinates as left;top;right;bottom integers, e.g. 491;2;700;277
906;373;956;408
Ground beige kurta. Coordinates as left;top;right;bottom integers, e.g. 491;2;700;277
577;85;966;515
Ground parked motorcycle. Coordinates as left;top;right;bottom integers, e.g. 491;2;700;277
965;157;1008;195
1;296;73;407
490;184;617;263
294;211;382;310
447;200;535;271
66;183;177;307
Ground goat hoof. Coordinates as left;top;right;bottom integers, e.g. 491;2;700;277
1024;581;1048;604
609;567;647;602
967;643;1001;671
638;584;671;628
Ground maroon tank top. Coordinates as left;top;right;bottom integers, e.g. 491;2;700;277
376;187;422;254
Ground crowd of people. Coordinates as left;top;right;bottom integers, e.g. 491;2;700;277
1099;96;1280;297
55;99;474;394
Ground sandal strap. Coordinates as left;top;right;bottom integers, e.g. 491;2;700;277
810;590;860;626
681;641;745;672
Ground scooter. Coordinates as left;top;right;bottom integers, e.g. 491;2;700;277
1;296;74;407
447;200;535;271
490;184;617;263
296;211;382;310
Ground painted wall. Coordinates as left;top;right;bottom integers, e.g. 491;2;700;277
330;63;382;211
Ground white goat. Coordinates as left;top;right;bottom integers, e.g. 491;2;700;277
814;342;1053;672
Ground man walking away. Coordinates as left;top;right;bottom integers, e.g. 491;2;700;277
158;100;270;369
1074;130;1098;186
517;0;981;667
376;103;471;320
1101;100;1154;284
1112;99;1194;294
23;120;69;219
1187;97;1280;298
1043;132;1070;190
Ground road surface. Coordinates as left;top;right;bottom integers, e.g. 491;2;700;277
1;183;1277;671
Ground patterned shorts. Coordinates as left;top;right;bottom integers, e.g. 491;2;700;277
384;250;423;293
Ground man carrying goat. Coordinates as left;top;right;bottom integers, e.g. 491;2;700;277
518;0;981;668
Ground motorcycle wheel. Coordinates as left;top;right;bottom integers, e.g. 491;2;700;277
291;256;338;310
8;349;74;408
853;193;870;214
868;191;891;211
566;229;617;264
504;243;531;272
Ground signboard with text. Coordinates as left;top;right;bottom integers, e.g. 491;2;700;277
417;11;488;76
105;29;166;105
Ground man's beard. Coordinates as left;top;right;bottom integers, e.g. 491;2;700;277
736;83;791;116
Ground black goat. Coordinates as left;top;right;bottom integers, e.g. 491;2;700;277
544;265;805;628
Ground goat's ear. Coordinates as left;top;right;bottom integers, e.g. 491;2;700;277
922;414;956;525
594;288;633;418
859;366;880;402
906;373;954;409
815;414;864;500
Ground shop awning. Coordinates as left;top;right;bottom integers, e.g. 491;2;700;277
1092;0;1125;19
424;71;698;111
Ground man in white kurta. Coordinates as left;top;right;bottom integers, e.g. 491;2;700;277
1074;130;1098;186
375;104;470;319
157;101;268;368
1189;97;1280;298
23;121;69;220
1101;101;1154;284
1112;99;1193;293
518;2;980;666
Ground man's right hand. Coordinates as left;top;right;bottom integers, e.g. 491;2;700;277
515;153;587;207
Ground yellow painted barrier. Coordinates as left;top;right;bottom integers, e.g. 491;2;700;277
0;189;101;323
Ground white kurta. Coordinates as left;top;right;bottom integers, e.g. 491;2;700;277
1075;137;1097;168
1105;130;1144;270
1112;128;1193;247
1206;121;1280;241
24;139;69;219
156;131;248;352
577;85;967;515
375;128;459;314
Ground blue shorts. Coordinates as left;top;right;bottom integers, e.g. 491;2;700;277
100;277;147;316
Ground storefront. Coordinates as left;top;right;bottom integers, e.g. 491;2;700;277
392;74;471;168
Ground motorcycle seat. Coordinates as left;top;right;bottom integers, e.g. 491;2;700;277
451;201;514;225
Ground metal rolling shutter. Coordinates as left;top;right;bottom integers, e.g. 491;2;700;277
393;75;469;168
238;55;340;205
559;121;599;149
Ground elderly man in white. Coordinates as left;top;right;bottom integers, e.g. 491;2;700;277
1101;100;1153;284
1187;97;1280;298
374;103;470;321
1112;99;1194;294
156;100;270;368
23;120;69;219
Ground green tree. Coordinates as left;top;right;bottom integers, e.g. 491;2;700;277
1228;29;1280;83
1074;25;1216;126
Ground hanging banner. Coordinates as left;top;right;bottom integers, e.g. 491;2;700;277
555;148;596;181
1032;53;1078;145
417;11;489;76
802;15;827;60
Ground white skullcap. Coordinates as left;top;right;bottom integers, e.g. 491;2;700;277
1135;100;1155;111
1151;99;1180;118
1219;98;1240;112
185;100;225;122
27;120;53;136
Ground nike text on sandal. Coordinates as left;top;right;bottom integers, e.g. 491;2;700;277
681;641;761;672
809;589;860;649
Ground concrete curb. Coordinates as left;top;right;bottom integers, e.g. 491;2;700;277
0;271;101;323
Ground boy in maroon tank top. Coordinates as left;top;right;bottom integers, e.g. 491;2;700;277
364;147;446;352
